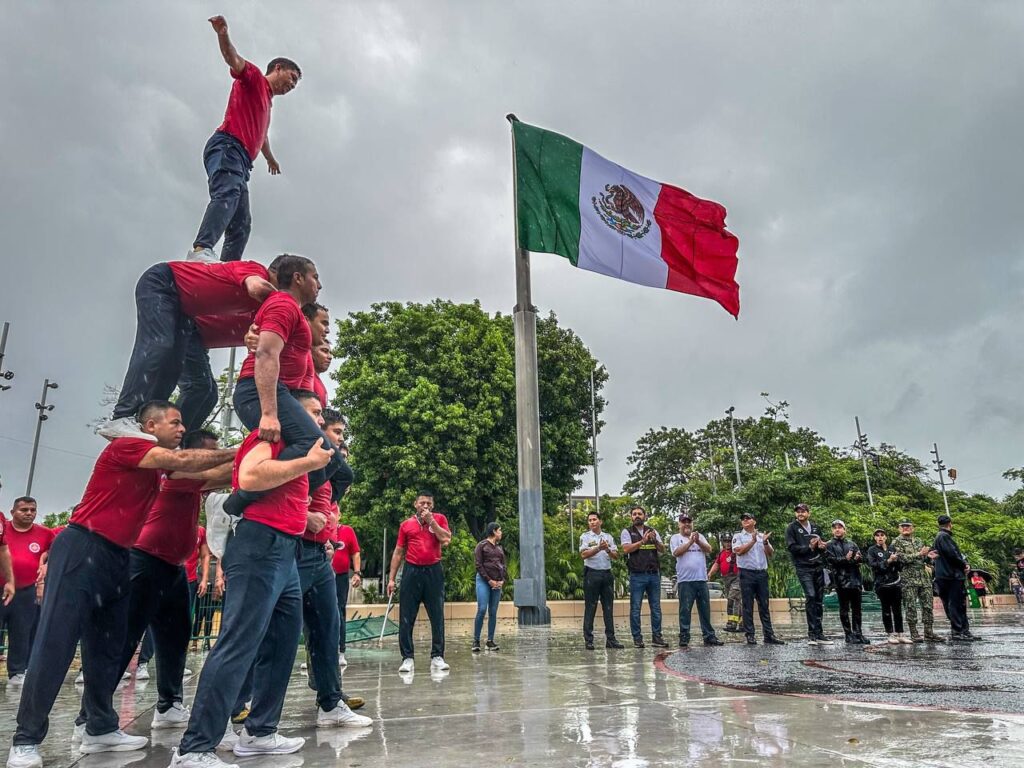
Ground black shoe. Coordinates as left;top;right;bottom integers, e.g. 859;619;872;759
857;635;871;645
910;634;925;643
606;639;624;649
651;635;669;648
223;491;249;518
764;637;786;645
724;625;741;633
633;638;646;648
967;634;983;642
950;633;973;642
746;636;757;645
471;642;481;653
678;640;689;648
485;640;499;651
585;641;595;651
844;635;857;645
924;633;947;643
704;637;725;647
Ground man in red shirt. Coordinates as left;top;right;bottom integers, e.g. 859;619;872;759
324;411;358;666
176;417;335;767
97;258;277;442
229;256;350;516
293;393;371;729
387;493;452;674
190;15;301;263
1;498;52;684
707;534;742;632
10;402;235;768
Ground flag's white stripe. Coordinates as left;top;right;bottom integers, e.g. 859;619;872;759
576;146;666;289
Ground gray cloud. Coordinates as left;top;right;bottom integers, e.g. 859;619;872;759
2;1;1022;514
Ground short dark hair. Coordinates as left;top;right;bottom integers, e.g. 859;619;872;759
274;254;315;289
302;302;328;321
416;490;434;500
322;408;345;428
587;511;600;520
484;521;501;538
182;429;219;449
629;505;646;515
266;57;301;78
290;389;320;404
11;496;36;508
137;400;177;424
267;254;289;274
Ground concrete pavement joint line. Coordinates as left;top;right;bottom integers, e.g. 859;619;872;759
381;700;638;723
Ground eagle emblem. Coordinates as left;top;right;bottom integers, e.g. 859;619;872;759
592;184;652;239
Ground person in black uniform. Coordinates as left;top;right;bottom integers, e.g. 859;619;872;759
932;514;979;642
784;503;831;645
824;520;868;645
866;528;911;644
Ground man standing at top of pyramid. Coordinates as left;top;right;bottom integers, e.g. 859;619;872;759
190;15;302;263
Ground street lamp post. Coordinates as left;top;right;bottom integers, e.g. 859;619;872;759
26;378;58;496
854;416;875;507
930;443;951;516
590;367;600;516
0;322;15;393
726;407;742;488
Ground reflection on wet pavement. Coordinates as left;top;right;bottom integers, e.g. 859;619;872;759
1;608;1022;767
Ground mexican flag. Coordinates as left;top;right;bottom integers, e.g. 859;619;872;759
512;120;741;317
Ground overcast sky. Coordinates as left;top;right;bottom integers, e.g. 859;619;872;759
2;2;1023;516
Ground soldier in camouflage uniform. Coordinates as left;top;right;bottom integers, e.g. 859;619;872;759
891;519;946;643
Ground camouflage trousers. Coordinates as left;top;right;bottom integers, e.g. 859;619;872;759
721;574;741;625
902;584;935;633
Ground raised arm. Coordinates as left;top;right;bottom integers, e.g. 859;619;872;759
238;440;333;492
139;446;236;473
170;459;235;489
209;16;245;74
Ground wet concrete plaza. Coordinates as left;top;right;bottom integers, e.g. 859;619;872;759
4;607;1024;768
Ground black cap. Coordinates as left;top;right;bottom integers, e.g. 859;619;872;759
740;512;754;520
873;527;886;535
898;519;913;526
678;513;692;522
937;514;952;526
794;503;809;512
722;533;733;541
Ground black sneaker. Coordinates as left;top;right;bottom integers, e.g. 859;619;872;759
764;636;786;646
485;641;499;652
967;634;983;642
471;642;481;653
950;634;973;642
746;636;757;645
585;641;595;651
704;638;725;647
633;638;646;649
678;640;689;648
606;639;624;649
651;635;669;648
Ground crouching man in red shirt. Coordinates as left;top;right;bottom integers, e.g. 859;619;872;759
174;418;334;768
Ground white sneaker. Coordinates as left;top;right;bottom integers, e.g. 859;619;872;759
232;729;304;756
300;662;307;672
8;674;26;685
97;417;158;443
73;723;85;740
135;665;150;681
338;653;348;668
887;634;901;645
398;658;414;674
316;703;372;729
79;729;148;754
152;702;190;729
806;638;819;646
169;748;238;768
815;637;834;645
186;247;219;263
75;671;85;684
7;745;41;768
216;722;238;752
183;668;194;679
899;633;914;645
430;656;449;671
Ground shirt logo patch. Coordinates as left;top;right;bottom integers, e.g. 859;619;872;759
28;542;41;554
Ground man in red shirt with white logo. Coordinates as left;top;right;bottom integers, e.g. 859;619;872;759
293;393;371;729
176;414;334;768
10;402;235;768
707;534;742;632
387;493;452;675
97;258;277;442
1;497;52;684
228;256;349;516
190;15;301;263
324;410;359;667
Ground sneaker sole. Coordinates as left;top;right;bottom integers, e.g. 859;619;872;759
79;741;149;754
317;719;373;729
232;743;304;756
152;720;189;729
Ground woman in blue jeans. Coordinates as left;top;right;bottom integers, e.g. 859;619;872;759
473;523;506;652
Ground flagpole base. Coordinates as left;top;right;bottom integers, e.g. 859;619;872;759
517;606;552;626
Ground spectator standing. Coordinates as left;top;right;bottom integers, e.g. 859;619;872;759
579;513;624;651
707;535;740;632
824;521;868;645
1009;572;1023;605
2;498;50;683
969;572;988;608
933;515;978;642
669;514;723;648
890;520;945;643
472;523;506;653
784;503;831;645
331;523;360;668
732;513;785;646
620;506;668;649
866;529;911;644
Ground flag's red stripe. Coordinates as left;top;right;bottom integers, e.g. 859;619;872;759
652;183;740;317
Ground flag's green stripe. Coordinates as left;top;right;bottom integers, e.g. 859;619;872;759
513;121;583;266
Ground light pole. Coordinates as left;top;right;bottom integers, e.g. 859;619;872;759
726;406;742;488
854;416;874;507
0;322;15;393
590;367;600;515
707;437;718;496
26;378;58;496
930;443;951;516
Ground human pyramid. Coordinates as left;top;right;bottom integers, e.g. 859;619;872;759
8;16;373;768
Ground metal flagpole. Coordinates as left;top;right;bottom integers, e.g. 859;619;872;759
930;443;951;516
726;406;742;488
854;416;874;506
0;322;14;393
507;113;550;625
220;347;238;432
590;367;600;515
26;378;58;496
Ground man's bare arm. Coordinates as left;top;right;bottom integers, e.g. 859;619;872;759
238;441;333;492
171;459;235;488
254;331;285;442
0;547;13;605
261;139;280;175
244;276;276;303
209;16;245;74
139;447;236;472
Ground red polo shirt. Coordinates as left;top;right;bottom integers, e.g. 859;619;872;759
194;312;256;350
233;432;309;536
217;61;273;161
312;372;328;407
715;549;738;577
303;482;337;544
238;292;312;390
331;523;360;574
184;527;207;582
69;439;162;549
168;261;268;317
397;513;449;566
6;524;54;588
134;477;206;566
